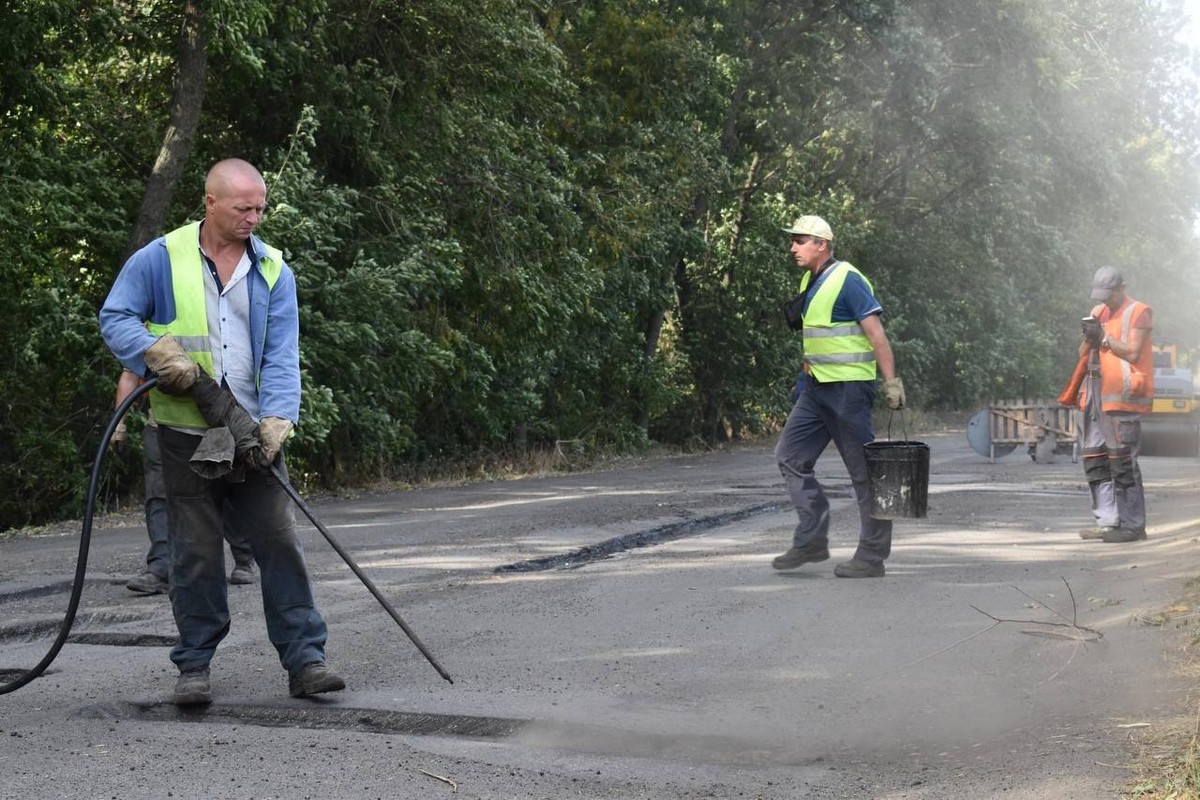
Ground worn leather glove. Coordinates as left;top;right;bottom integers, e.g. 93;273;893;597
144;334;200;395
108;419;127;450
109;418;128;454
190;370;261;464
253;416;293;469
884;377;906;410
1081;317;1103;347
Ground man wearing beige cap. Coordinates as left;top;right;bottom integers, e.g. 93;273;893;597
1074;266;1153;542
772;215;905;577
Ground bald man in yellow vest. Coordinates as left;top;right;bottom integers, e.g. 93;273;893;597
101;159;344;704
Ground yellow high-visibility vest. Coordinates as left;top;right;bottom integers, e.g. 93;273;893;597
800;262;877;382
147;221;282;428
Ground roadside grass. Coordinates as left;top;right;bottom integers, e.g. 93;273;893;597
1127;723;1200;799
1125;576;1200;798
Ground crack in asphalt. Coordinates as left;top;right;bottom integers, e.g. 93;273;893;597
0;578;129;606
0;611;172;647
66;632;178;647
494;498;800;573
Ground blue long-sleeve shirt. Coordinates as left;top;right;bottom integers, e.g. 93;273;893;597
98;228;302;424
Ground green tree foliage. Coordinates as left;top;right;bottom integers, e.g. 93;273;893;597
1;0;1198;530
0;1;156;526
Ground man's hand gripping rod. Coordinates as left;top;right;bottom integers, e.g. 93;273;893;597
183;370;453;684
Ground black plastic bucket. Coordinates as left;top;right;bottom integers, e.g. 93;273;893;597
864;440;930;519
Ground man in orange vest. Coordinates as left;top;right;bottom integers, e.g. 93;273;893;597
1076;266;1153;543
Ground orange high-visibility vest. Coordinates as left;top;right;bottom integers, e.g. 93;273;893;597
1084;298;1153;413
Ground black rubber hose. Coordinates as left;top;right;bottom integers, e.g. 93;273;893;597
0;377;157;696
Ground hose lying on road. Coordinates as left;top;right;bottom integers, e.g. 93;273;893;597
0;378;157;696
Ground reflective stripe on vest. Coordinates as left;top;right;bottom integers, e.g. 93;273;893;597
800;262;877;382
1097;299;1154;412
147;221;283;428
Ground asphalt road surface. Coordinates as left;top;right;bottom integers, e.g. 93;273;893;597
3;431;1200;799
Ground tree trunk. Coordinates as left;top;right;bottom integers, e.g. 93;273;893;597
634;305;667;433
727;150;763;268
124;0;208;260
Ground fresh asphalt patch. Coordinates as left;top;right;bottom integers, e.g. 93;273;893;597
74;700;532;739
493;483;849;573
494;499;791;573
72;700;796;766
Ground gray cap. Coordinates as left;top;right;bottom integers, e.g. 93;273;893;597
1090;266;1124;301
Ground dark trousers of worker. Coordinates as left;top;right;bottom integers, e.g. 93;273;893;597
158;426;328;675
142;424;255;582
1081;376;1146;531
775;373;892;564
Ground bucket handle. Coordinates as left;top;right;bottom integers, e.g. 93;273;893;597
884;408;909;442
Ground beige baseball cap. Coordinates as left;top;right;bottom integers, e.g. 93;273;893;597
782;215;834;241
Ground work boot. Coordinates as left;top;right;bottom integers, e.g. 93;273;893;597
1102;527;1147;543
126;571;169;595
833;558;885;578
288;662;346;698
229;563;256;585
771;543;830;571
173;667;212;706
1079;526;1119;540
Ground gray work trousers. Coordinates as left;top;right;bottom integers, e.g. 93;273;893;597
158;426;328;674
775;374;892;564
1081;377;1146;531
141;423;254;581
